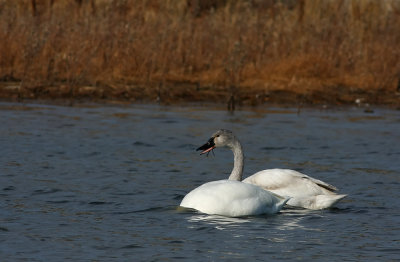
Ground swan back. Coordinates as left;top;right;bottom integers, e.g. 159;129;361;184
243;169;347;209
180;180;289;217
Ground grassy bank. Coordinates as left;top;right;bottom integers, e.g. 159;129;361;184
1;0;400;106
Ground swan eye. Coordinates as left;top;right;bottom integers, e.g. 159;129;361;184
215;135;220;138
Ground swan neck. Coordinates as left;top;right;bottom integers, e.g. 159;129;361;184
228;140;244;181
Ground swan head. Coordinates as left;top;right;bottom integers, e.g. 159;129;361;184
197;129;237;154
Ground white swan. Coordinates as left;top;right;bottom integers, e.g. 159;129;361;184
180;132;289;217
180;180;288;217
186;129;347;210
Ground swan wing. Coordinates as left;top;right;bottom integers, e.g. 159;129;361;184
243;169;347;209
180;180;288;217
243;169;337;198
295;172;338;192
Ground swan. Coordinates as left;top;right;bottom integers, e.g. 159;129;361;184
180;180;289;217
186;129;347;210
180;133;289;217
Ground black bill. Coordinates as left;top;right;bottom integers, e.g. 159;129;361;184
196;137;215;155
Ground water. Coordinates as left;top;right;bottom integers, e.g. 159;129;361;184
0;102;399;261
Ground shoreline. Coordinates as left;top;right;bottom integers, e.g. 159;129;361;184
1;81;399;110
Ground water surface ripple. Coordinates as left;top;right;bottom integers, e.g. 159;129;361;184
0;103;399;261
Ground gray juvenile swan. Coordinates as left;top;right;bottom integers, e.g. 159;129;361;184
185;129;347;210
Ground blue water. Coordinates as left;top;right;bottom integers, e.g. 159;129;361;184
0;102;399;261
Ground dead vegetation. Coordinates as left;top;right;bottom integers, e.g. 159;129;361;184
1;0;400;106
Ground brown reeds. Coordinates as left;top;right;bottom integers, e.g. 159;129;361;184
0;0;400;105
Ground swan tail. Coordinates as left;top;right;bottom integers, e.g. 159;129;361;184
275;197;291;212
286;194;347;210
311;194;347;210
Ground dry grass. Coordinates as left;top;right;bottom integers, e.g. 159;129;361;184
1;0;400;104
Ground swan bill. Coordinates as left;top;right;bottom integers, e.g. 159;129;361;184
196;138;216;155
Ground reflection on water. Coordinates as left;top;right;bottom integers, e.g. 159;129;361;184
184;208;316;231
187;213;252;226
0;102;399;261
